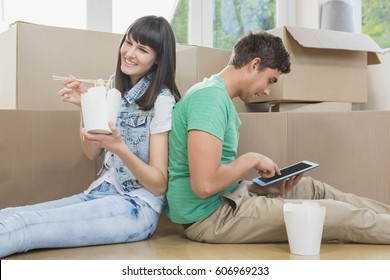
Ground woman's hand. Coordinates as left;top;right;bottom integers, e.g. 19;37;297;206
81;121;126;154
248;173;304;197
58;75;87;106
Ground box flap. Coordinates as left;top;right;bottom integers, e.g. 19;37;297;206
285;26;382;64
9;20;39;28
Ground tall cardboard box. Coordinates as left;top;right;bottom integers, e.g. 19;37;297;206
0;21;122;110
0;110;99;208
286;111;390;204
248;26;382;104
237;111;390;204
366;49;390;110
176;44;231;95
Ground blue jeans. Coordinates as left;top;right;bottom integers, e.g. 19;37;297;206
0;182;159;258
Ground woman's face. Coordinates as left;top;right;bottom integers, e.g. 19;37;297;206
120;35;157;85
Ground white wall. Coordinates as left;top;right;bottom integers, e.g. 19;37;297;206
87;0;112;32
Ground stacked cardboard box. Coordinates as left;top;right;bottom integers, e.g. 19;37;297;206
366;49;390;110
2;111;389;207
0;110;97;208
250;26;382;104
176;44;231;94
0;21;123;110
0;22;124;207
0;22;232;208
237;26;382;112
1;22;389;209
0;21;232;110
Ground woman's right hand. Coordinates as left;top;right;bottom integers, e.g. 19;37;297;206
58;75;87;107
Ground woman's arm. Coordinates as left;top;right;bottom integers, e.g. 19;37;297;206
115;131;168;196
81;122;168;196
79;114;104;160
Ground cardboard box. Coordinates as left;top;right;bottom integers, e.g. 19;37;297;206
0;22;231;109
247;26;382;104
2;109;389;209
0;21;122;110
233;99;352;112
176;44;231;94
238;111;390;204
0;110;100;208
365;49;390;110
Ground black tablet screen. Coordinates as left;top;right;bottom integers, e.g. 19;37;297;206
259;162;312;183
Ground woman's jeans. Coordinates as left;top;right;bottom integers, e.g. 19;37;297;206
0;182;159;258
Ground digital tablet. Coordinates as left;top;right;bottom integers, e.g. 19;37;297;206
253;160;319;187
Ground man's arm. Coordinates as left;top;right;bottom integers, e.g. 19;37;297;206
188;130;280;198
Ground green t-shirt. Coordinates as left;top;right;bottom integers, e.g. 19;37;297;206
165;75;241;224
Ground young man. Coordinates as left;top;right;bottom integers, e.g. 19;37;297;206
165;31;390;244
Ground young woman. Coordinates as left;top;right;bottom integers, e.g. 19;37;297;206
0;15;180;258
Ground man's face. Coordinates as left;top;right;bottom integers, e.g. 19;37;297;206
241;67;281;102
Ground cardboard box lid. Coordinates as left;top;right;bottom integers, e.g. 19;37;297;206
281;26;382;65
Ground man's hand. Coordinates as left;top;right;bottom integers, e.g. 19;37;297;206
248;173;304;197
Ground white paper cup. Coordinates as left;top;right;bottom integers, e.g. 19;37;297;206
81;86;121;134
283;202;326;256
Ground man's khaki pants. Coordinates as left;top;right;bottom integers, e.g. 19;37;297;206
184;177;390;244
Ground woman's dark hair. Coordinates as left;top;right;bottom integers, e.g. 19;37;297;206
229;31;291;74
115;15;180;110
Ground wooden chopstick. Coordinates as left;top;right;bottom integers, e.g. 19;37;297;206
52;75;108;86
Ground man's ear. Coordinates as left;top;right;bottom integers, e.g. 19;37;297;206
250;57;262;71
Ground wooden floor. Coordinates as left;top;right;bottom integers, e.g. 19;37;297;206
3;215;390;260
4;237;390;260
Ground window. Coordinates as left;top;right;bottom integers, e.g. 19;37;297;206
171;0;189;44
362;0;390;48
214;0;275;49
171;0;276;49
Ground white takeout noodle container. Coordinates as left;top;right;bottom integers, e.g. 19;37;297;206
283;201;326;256
81;86;121;134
